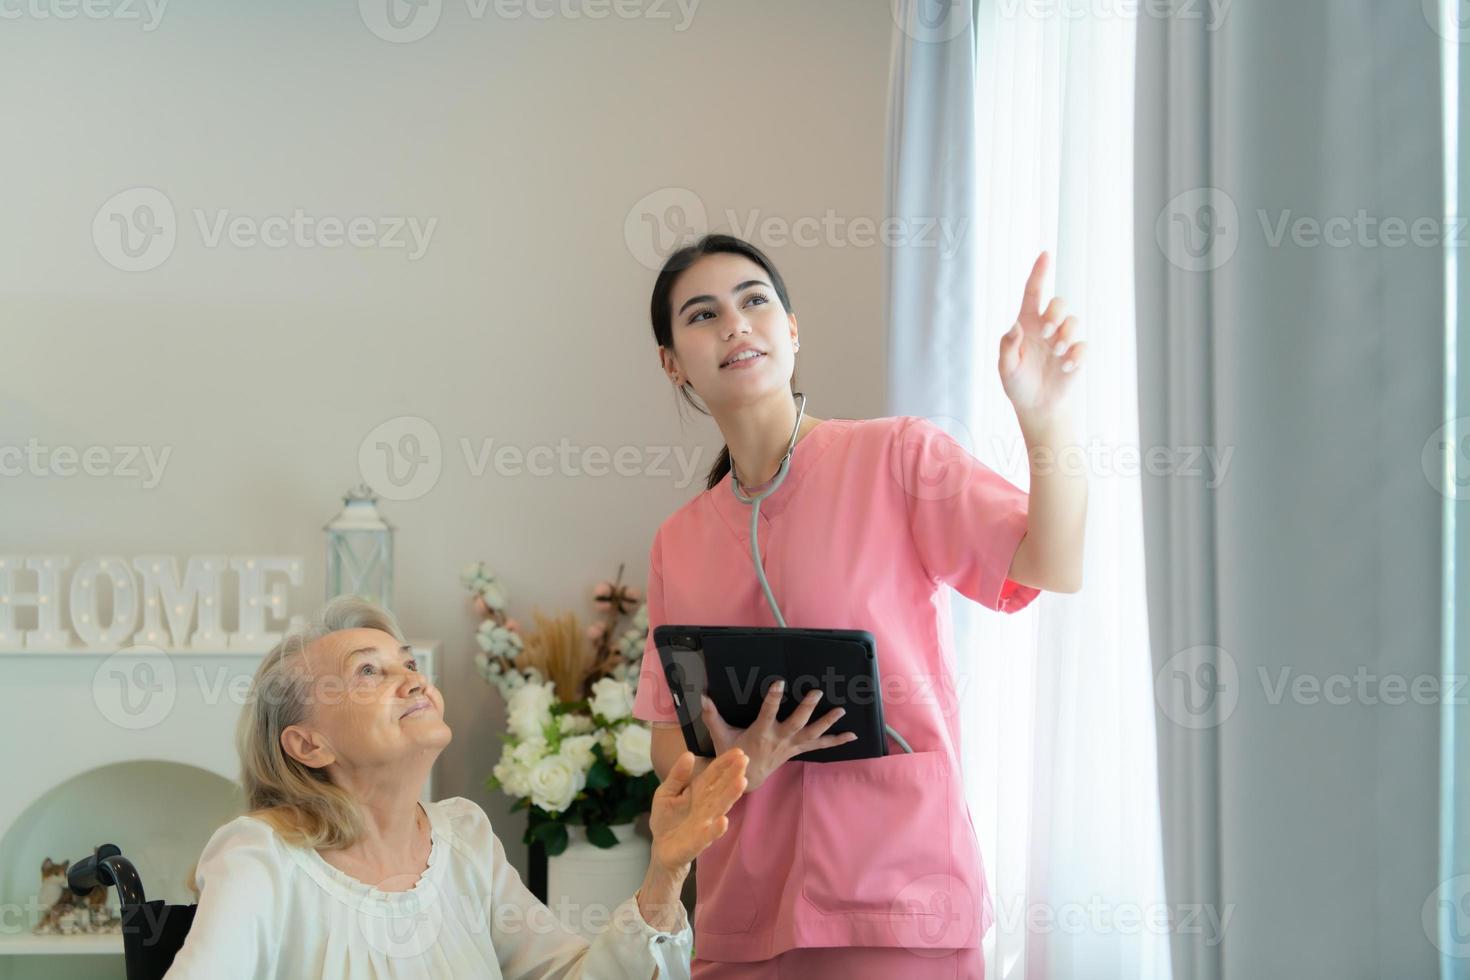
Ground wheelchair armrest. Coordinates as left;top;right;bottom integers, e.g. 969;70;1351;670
69;844;148;907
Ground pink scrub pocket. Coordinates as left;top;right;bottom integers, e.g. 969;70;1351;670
799;750;953;915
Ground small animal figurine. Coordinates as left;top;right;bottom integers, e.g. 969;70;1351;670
33;858;120;935
34;859;79;935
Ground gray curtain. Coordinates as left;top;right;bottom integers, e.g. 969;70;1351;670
885;0;978;422
1135;2;1445;978
1443;13;1470;979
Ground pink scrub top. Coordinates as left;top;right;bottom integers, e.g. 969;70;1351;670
631;415;1040;963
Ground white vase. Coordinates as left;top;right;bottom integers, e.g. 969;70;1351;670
545;822;651;941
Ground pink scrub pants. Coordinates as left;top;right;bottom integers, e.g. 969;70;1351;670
692;946;985;979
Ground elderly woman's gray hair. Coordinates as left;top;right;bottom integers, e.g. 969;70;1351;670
236;595;405;849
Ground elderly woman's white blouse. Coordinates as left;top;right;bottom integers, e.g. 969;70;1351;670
164;797;692;979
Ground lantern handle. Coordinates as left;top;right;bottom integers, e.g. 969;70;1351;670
345;482;379;505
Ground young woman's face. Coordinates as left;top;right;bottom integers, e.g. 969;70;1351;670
662;252;798;408
284;628;451;777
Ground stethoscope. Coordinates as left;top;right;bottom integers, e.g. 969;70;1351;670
729;391;914;755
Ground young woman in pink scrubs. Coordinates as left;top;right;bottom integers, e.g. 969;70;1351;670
631;235;1088;978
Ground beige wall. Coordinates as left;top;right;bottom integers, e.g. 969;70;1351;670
0;0;894;875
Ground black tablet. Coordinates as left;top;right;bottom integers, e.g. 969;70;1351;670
652;624;888;764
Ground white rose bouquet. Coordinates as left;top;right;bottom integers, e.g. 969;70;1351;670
463;562;656;855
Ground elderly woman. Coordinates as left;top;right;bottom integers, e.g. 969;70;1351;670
165;597;747;979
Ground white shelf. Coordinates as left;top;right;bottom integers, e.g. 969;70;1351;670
0;932;123;955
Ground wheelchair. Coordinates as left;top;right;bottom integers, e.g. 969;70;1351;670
66;843;198;980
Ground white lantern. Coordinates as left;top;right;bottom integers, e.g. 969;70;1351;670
324;484;395;611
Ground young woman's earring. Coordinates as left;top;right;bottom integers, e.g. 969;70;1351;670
794;340;801;352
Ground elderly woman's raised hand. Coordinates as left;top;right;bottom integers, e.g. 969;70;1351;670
647;749;748;872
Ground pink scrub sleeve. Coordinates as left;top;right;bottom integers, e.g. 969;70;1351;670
898;416;1041;614
633;528;680;724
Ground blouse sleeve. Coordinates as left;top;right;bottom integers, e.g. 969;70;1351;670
163;817;285;980
446;798;692;979
631;528;680;725
895;416;1041;614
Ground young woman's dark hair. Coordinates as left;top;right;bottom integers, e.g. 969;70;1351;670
649;233;799;491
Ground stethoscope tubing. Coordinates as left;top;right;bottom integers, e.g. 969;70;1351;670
728;393;914;755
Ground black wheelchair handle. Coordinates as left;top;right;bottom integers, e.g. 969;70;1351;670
68;844;147;907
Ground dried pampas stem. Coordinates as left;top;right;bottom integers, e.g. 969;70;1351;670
516;610;592;703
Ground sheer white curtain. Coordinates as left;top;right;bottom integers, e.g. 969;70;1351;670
888;2;1170;978
966;7;1169;978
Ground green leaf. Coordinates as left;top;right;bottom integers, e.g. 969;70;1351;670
510;797;529;812
585;760;615;791
612;798;643;824
585;823;618;848
540;823;569;856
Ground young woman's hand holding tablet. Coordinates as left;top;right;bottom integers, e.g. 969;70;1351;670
697;679;857;794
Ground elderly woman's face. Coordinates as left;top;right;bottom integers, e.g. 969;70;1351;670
288;628;452;774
